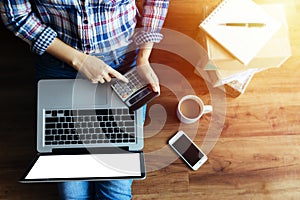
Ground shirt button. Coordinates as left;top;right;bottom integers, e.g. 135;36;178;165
83;20;88;24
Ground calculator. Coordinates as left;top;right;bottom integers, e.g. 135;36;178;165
111;67;159;112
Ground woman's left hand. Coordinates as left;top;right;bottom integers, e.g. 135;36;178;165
136;42;160;94
136;60;160;94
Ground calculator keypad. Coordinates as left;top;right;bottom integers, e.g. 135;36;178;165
111;68;147;101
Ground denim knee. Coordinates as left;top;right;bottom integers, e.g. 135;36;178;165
94;180;133;200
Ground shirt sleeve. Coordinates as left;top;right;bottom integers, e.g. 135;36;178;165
134;0;169;46
0;0;57;55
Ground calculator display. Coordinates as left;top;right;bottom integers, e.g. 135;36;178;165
129;87;152;104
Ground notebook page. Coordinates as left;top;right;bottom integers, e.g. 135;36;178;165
200;0;281;65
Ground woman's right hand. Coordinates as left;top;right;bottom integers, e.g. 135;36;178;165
45;38;128;84
75;55;128;84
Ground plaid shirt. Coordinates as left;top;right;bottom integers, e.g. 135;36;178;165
0;0;169;55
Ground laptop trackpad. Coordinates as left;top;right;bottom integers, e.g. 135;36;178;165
72;80;107;106
20;152;145;182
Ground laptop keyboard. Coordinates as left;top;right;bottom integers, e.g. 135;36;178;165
44;108;136;146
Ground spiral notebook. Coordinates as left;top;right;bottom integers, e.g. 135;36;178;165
200;0;281;65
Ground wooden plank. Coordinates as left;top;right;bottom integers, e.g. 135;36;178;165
189;135;300;198
132;164;189;195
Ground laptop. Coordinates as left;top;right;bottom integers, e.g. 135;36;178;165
20;78;146;183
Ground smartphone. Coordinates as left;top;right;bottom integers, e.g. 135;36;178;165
168;130;208;170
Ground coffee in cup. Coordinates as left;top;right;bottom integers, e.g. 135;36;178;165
177;95;212;124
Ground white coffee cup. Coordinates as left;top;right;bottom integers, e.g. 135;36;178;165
177;95;213;124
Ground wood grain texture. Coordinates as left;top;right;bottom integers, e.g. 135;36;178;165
0;0;300;199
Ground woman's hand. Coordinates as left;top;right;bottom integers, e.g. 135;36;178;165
136;42;160;94
136;59;160;94
77;55;128;84
45;38;128;84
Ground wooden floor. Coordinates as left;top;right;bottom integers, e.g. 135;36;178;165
1;0;300;199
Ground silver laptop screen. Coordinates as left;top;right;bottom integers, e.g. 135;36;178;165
24;153;142;180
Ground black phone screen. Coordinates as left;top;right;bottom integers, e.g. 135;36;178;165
172;134;204;166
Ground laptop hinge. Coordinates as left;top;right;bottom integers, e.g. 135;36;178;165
52;147;130;154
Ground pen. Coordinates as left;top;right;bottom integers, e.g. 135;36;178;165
219;23;266;27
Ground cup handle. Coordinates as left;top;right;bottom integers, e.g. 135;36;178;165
203;105;213;114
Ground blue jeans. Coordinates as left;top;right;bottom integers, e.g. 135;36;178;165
57;180;133;200
35;45;143;200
